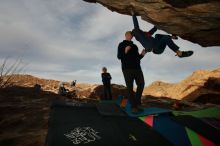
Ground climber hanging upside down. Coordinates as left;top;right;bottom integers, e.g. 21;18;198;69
131;10;193;58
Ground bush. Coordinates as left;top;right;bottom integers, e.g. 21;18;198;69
0;58;25;89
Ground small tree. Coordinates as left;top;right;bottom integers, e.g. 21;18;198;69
0;58;26;89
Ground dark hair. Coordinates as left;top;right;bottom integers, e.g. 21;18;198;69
102;67;107;72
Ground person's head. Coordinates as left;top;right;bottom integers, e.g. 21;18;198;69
125;31;133;41
171;34;178;40
102;67;107;73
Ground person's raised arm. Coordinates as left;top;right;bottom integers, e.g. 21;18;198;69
132;15;140;29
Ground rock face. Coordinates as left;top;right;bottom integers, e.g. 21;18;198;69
143;68;220;102
83;0;220;47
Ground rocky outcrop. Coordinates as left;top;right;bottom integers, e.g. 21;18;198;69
89;84;128;99
143;68;220;102
83;0;220;47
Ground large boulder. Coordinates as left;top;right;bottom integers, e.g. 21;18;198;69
83;0;220;47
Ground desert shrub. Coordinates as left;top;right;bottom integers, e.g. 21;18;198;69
0;58;25;89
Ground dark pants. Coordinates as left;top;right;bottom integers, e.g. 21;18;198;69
103;84;112;100
153;34;179;54
122;69;145;108
132;15;154;51
132;15;179;54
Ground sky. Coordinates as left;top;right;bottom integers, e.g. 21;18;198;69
0;0;219;86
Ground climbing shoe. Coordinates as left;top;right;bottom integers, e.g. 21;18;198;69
179;51;193;58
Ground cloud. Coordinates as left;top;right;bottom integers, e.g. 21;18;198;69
0;0;219;85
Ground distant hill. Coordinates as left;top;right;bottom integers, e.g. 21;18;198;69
2;68;220;103
2;74;128;100
143;68;220;102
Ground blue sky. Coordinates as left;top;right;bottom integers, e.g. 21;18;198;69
0;0;219;86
